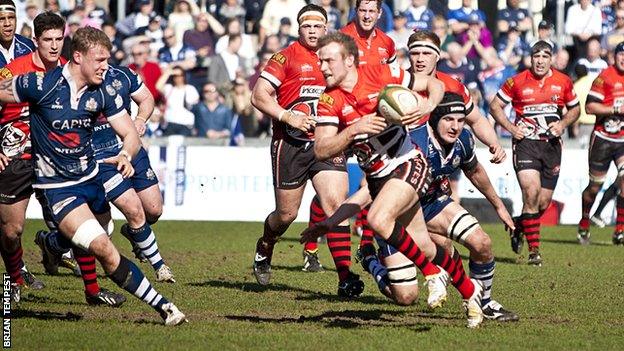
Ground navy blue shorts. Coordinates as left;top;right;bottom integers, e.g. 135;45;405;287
421;196;453;222
99;147;159;201
38;177;110;225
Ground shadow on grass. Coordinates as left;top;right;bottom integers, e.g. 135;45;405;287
21;294;85;306
225;309;434;330
542;238;613;247
14;309;82;321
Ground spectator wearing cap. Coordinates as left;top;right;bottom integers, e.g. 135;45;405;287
158;27;196;71
576;38;608;77
438;41;480;88
405;0;435;31
82;0;110;29
496;22;530;69
446;0;486;36
317;0;341;32
497;0;532;36
216;18;256;75
134;13;166;54
208;34;244;92
602;8;624;56
565;0;602;59
457;12;493;61
116;0;156;39
276;17;297;48
193;82;234;140
168;0;200;43
388;11;411;51
536;19;556;48
219;0;246;24
258;0;306;44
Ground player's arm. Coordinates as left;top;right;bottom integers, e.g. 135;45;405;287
0;78;18;104
250;78;315;132
466;106;506;163
131;85;155;136
314;116;386;160
548;81;581;137
402;75;444;126
107;112;140;178
463;161;514;230
488;95;525;140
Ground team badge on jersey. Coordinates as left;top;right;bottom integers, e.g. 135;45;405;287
319;93;334;106
270;52;286;65
146;168;156;180
105;84;116;96
112;79;122;91
85;97;98;111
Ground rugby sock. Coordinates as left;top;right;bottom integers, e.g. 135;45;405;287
578;217;590;231
616;196;624;233
126;223;164;270
256;216;287;260
358;207;375;249
74;248;100;296
109;255;168;311
305;196;325;252
433;245;474;299
521;213;541;251
0;246;24;286
362;255;389;292
326;225;352;281
594;183;619;217
385;222;440;277
469;259;495;306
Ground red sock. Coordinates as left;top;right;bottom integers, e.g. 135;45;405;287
358;206;375;249
0;246;24;286
522;213;541;250
432;245;474;299
578;217;590;230
75;249;100;296
616;196;624;232
326;225;351;281
385;223;440;276
305;196;326;251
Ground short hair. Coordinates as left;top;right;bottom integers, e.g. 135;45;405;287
531;40;554;56
407;30;441;49
297;3;327;23
318;32;359;67
33;11;65;38
70;26;112;61
355;0;382;10
228;33;241;45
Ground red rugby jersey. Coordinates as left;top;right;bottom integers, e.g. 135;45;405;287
587;65;624;141
340;22;396;66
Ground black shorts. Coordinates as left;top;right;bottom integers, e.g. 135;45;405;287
512;138;561;190
588;133;624;173
271;136;346;189
367;151;432;200
0;159;33;204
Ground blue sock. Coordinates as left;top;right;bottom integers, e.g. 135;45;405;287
469;259;495;306
45;231;72;255
363;255;389;293
109;255;168;311
127;223;164;270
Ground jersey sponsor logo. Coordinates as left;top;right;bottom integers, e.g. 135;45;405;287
51;97;63;110
21;74;29;88
48;131;81;148
522;88;534;95
103;172;124;193
299;85;324;98
36;72;44;91
0;67;12;79
52;118;91;130
522;104;558;114
85;97;98;111
341;105;354;115
270;52;286;65
301;63;313;73
52;196;77;215
319;93;334;106
105;85;116;96
115;94;123;109
551;85;562;93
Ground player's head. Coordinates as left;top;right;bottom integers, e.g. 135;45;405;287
70;26;112;85
530;40;553;78
318;32;358;88
33;12;65;64
429;92;466;145
407;31;441;76
0;0;17;45
297;4;327;50
615;41;624;72
354;0;382;34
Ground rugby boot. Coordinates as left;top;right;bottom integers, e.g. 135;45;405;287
527;249;542;266
252;237;275;285
20;268;45;290
577;228;591;246
482;300;520;322
425;268;449;309
590;215;606;228
302;249;324;272
60;256;82;276
86;288;127;307
337;271;365;298
34;230;61;275
159;302;188;326
155;264;176;283
613;231;624;245
463;279;484;328
10;283;20;303
510;216;524;254
120;224;148;262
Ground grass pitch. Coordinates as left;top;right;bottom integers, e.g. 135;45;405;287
9;220;624;350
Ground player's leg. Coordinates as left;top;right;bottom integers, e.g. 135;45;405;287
612;152;624;245
578;134;610;244
516;169;543;265
592;181;618;227
303;195;325;272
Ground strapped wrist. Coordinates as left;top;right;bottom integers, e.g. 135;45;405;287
119;150;132;162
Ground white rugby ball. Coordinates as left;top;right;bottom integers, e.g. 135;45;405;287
377;84;424;125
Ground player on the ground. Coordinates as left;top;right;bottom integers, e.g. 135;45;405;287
251;4;362;296
0;0;42;299
578;41;624;245
0;27;186;325
489;40;580;265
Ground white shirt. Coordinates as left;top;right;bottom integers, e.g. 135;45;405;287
259;0;307;37
163;84;200;126
565;4;602;36
215;34;256;60
221;51;240;81
577;57;608;77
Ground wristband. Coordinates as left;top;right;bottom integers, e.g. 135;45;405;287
278;110;289;122
136;116;147;122
119;150;132;162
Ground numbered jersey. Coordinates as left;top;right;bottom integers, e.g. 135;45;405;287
587;65;624;141
497;69;578;140
13;65;126;189
340;22;396;66
317;64;416;178
259;41;325;141
92;65;145;159
410;124;477;201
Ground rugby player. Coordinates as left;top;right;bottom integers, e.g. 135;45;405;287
489;40;580;265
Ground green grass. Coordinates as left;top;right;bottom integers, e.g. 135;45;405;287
10;220;624;350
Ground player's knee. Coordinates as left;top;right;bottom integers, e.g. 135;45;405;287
275;210;297;225
0;222;24;240
72;219;108;253
366;210;390;236
145;205;163;224
469;231;493;261
119;200;146;226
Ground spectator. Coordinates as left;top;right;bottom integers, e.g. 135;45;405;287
135;13;166;54
116;0;157;39
128;43;163;103
447;0;486;36
17;1;39;35
183;12;225;89
44;0;61;16
565;0;602;59
61;14;82;61
497;0;532;36
602;8;624;56
553;47;572;75
216;18;256;75
432;15;454;58
576;38;608;77
258;0;306;44
260;34;282;53
437;41;480;87
209;34;244;91
102;21;125;65
194;82;234;140
316;0;342;32
229;77;257;137
536;20;557;52
158;27;197;71
457;13;493;62
427;0;449;18
387;11;411;51
276;17;297;48
244;0;268;34
572;64;596;147
219;0;246;24
168;0;200;42
82;0;111;29
496;23;530;69
248;50;273;89
157;66;200;136
478;47;516;111
405;0;435;31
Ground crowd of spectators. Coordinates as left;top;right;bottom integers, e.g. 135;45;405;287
20;0;624;145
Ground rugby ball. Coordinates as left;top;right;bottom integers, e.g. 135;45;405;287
377;84;424;125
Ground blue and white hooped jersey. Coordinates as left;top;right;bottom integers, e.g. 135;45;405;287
92;65;144;159
0;34;36;67
409;125;477;201
13;64;126;189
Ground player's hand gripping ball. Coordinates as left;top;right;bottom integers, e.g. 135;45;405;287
377;84;426;126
